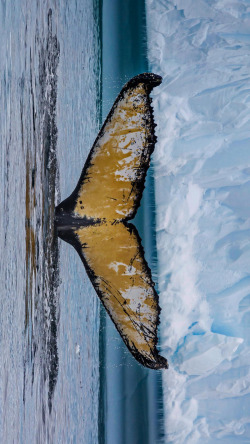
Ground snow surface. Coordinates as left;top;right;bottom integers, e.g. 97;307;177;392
146;1;250;442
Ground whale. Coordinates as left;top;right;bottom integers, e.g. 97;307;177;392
55;73;168;370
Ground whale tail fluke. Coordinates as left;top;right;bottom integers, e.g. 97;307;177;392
56;73;168;370
56;73;162;223
58;221;168;370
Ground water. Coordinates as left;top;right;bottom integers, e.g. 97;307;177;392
1;1;166;443
1;1;101;442
102;1;165;443
146;0;250;442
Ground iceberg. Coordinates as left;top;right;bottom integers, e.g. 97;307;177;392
146;0;250;442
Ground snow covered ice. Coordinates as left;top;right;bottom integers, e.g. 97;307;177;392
146;0;250;442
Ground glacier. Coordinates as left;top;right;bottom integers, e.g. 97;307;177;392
146;0;250;442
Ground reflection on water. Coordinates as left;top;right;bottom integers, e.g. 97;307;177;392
1;2;101;442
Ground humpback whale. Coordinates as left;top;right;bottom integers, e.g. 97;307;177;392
56;73;168;370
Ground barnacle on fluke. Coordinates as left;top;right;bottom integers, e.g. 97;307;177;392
55;73;168;370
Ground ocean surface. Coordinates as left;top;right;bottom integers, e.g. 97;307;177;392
1;1;101;442
0;1;164;443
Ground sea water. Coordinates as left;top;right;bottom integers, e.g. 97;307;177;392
1;1;166;443
0;1;101;442
101;1;164;443
146;0;250;442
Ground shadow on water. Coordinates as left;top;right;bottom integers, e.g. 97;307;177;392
24;9;60;417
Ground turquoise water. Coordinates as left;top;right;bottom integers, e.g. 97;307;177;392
101;1;164;444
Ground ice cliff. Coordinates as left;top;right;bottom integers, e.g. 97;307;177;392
146;0;250;442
